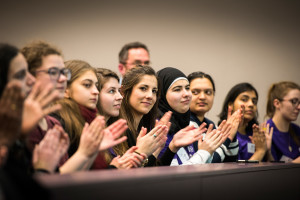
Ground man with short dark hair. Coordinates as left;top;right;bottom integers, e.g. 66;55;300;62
118;42;150;77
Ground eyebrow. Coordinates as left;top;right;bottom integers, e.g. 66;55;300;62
139;83;157;89
82;79;97;83
241;95;257;99
172;84;189;89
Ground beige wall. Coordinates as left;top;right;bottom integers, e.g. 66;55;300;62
1;0;299;125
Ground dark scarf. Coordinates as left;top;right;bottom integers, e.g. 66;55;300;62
157;67;190;135
78;104;97;124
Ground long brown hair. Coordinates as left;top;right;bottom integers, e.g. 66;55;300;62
108;66;160;157
120;65;160;138
55;60;98;146
95;68;122;162
266;81;300;146
95;68;119;117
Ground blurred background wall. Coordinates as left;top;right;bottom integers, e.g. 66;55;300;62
1;0;299;125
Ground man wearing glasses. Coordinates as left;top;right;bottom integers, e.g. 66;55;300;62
118;41;150;82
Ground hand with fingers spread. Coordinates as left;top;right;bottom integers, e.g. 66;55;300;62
77;116;105;158
248;123;271;161
32;125;70;173
22;82;61;134
199;121;232;155
226;105;243;141
249;124;267;152
136;125;168;157
155;111;172;130
0;81;24;166
169;123;208;153
263;123;273;151
99;119;128;151
110;146;147;169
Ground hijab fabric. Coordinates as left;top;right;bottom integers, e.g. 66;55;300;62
157;67;190;134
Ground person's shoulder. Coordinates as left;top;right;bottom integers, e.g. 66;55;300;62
203;117;216;129
48;113;65;129
291;122;300;134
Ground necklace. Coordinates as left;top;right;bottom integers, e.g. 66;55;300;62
288;134;292;152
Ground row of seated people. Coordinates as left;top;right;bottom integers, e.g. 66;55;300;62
0;41;299;199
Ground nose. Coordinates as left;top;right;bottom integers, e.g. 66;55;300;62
198;91;205;99
183;89;192;98
92;85;99;95
145;90;153;99
58;73;68;83
247;100;254;107
116;91;123;101
26;71;36;87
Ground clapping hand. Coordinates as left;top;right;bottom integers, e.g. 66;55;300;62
22;82;61;135
32;125;70;173
0;81;24;166
99;119;128;151
169;123;207;153
136;125;168;157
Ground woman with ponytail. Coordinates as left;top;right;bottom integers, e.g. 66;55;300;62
266;81;300;162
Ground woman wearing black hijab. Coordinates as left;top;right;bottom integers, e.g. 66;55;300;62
157;67;230;165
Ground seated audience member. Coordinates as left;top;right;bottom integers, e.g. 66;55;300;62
93;68;146;169
22;41;118;173
52;60;128;170
266;81;300;162
188;71;241;162
218;83;273;162
0;43;52;199
0;43;67;173
113;65;170;167
118;41;150;81
157;67;231;165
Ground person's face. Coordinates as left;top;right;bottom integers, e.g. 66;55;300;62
65;70;99;109
34;54;67;99
99;77;123;118
232;90;257;122
119;48;150;76
190;78;214;117
276;89;300;122
166;79;192;114
8;53;35;95
129;75;158;118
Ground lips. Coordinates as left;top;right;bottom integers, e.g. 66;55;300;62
197;102;207;106
113;104;121;108
181;99;191;104
141;102;152;106
90;98;97;102
56;86;65;90
244;110;254;115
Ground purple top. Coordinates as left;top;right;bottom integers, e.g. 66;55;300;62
267;119;300;162
236;130;253;160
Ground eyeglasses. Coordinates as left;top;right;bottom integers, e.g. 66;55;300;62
35;67;71;81
280;98;300;107
123;60;151;66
